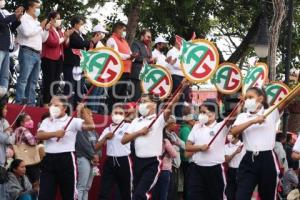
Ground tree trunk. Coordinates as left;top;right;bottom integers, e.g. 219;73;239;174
126;0;143;45
227;15;261;64
288;100;300;133
268;0;286;81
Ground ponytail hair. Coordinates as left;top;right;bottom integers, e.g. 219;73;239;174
246;87;269;109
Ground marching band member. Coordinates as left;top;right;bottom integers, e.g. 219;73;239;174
231;86;300;200
185;100;242;200
121;80;189;200
36;95;95;200
224;133;245;200
95;105;132;200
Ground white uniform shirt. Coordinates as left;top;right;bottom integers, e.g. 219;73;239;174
38;115;83;153
233;108;280;152
188;121;228;167
224;141;246;168
126;114;165;158
166;47;183;76
16;13;49;51
99;122;131;157
152;49;168;67
106;37;131;60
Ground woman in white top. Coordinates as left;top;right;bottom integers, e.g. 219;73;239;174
36;95;95;200
95;105;132;200
185;101;241;200
231;87;300;200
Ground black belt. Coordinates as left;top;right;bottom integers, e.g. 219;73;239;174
21;45;40;54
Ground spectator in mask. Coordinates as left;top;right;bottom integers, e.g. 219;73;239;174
13;113;39;184
152;36;169;67
106;22;136;113
282;163;299;197
16;0;50;106
41;11;73;108
130;29;154;102
63;16;101;107
88;24;108;114
274;132;288;173
0;0;23;93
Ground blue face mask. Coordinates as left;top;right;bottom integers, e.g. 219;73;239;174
193;114;199;121
35;8;40;17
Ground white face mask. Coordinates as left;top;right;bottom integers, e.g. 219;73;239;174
139;103;150;117
121;31;126;38
244;98;258;113
0;0;6;9
227;135;234;143
49;106;61;119
35;8;40;17
198;114;209;125
79;26;87;35
112;114;124;124
54;19;62;28
99;32;105;39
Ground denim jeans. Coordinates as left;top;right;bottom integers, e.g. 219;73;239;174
77;157;94;200
0;183;7;200
16;47;41;106
17;193;37;200
152;170;172;200
88;86;106;113
0;50;10;90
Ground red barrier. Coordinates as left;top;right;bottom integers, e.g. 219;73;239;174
6;104;110;200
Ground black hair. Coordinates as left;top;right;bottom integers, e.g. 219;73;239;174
169;36;176;46
201;100;221;121
15;112;28;128
24;0;40;10
141;93;160;103
276;132;286;142
286;133;293;143
9;159;23;172
0;102;6;119
112;22;126;33
140;29;151;37
54;95;71;115
246;87;269;109
47;11;59;21
70;16;84;28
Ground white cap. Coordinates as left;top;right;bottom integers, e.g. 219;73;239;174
154;36;168;44
92;24;108;34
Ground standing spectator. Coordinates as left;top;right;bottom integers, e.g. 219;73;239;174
152;36;168;67
131;29;153;101
0;1;23;92
41;11;73;107
152;124;178;200
6;159;39;200
282;165;299;197
15;0;50;106
36;96;95;200
285;133;297;169
88;24;108;113
0;101;14;200
166;37;189;119
274;132;288;173
178;105;195;199
224;133;246;200
75;107;99;200
63;16;101;107
106;22;135;112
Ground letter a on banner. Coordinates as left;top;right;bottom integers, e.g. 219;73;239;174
180;39;219;83
139;64;173;100
265;82;290;106
79;47;124;87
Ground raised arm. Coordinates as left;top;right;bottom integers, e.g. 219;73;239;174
185;141;209;153
163;79;190;121
36;130;65;141
230;115;265;137
121;127;149;145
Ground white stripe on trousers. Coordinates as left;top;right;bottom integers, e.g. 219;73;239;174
271;151;280;200
128;156;134;199
221;164;228;200
71;152;78;200
145;156;162;200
